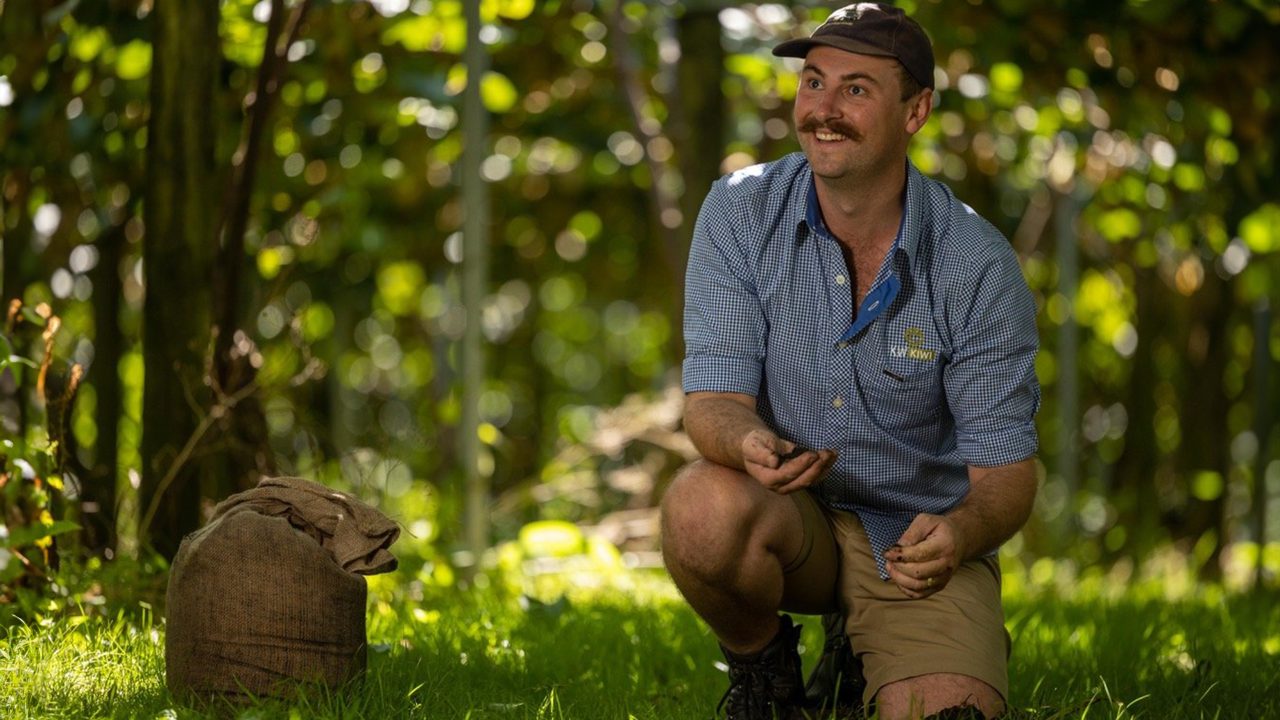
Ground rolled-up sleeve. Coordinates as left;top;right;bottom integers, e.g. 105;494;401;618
942;240;1041;467
681;184;767;397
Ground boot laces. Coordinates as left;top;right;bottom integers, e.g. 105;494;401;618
717;655;787;719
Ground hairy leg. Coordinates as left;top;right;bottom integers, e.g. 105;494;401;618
660;460;808;654
875;673;1004;720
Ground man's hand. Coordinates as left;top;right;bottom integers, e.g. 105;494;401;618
683;391;837;493
884;460;1037;599
884;513;967;599
740;429;836;495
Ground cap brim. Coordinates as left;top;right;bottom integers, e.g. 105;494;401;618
772;36;897;60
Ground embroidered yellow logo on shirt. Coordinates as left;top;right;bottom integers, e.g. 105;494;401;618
890;327;937;362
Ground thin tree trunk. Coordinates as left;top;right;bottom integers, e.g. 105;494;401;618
206;0;312;498
1;172;31;327
461;0;491;569
1111;268;1163;556
1175;272;1232;580
606;1;723;359
605;4;684;313
81;220;126;555
1250;299;1272;591
1053;187;1080;549
674;5;725;252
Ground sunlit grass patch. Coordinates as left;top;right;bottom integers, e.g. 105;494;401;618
1005;589;1280;718
363;568;726;719
0;610;168;719
1;560;1278;718
1002;553;1280;719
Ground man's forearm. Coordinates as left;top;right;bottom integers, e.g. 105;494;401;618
683;392;768;469
945;458;1038;561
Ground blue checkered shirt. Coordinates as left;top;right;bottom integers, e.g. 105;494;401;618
682;153;1041;576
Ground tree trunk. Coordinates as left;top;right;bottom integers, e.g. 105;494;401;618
0;0;51;312
1109;267;1163;561
674;4;725;256
672;2;725;358
140;0;219;559
605;2;687;354
1052;188;1080;539
205;0;311;499
1;171;31;328
1174;272;1233;580
81;221;126;555
461;0;492;570
1251;299;1273;591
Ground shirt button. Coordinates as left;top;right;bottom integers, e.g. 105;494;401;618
835;274;846;285
832;396;844;408
836;341;849;349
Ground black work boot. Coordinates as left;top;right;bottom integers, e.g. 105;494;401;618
803;612;867;718
717;615;808;720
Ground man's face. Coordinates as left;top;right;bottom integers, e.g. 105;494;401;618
793;46;922;183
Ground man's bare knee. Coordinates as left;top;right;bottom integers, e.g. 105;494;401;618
875;673;1004;720
660;461;760;579
661;461;757;526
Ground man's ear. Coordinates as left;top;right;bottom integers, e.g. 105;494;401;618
905;88;934;135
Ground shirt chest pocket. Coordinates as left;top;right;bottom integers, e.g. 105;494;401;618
858;359;946;447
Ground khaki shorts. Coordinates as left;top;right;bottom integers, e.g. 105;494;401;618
780;490;1010;706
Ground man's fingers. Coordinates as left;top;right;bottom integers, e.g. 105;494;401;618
886;561;950;597
771;442;819;471
895;513;941;550
762;448;834;491
895;520;930;547
890;533;949;564
774;450;836;494
885;562;927;594
887;514;960;598
742;433;783;469
775;443;811;463
773;466;818;494
755;445;782;470
743;460;784;489
887;556;949;581
744;435;815;471
744;456;804;490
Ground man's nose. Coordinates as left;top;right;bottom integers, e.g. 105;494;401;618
813;90;841;120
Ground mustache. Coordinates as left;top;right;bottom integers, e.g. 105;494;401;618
797;118;860;140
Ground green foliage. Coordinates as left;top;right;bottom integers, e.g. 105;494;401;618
2;0;1279;596
113;40;151;81
0;307;81;617
1240;203;1280;254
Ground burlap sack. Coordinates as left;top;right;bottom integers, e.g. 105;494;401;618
165;477;399;701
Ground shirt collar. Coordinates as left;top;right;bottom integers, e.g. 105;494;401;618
899;160;924;266
800;169;826;237
798;159;925;268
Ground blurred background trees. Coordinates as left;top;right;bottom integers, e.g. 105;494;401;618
1;0;1278;601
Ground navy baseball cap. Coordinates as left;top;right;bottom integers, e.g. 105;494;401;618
773;3;935;90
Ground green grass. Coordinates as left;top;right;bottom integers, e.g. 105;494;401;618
2;563;1278;719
